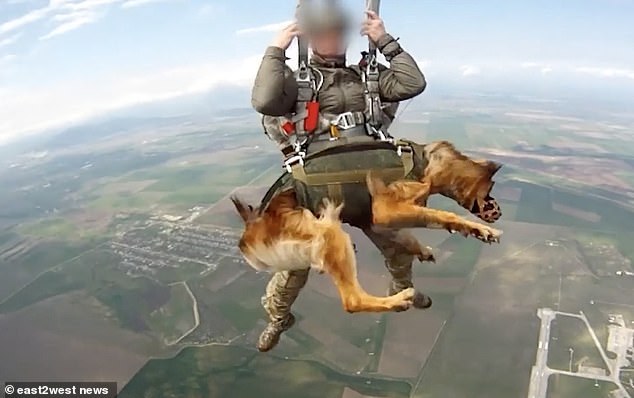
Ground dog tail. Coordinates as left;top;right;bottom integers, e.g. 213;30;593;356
230;195;255;223
319;199;344;222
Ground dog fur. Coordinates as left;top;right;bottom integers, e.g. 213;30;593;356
231;140;502;313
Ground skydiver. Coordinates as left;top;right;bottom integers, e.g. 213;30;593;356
251;0;429;352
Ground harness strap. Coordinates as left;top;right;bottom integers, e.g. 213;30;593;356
258;172;293;214
290;144;415;186
366;0;381;55
293;0;318;138
400;145;415;177
327;184;344;203
364;0;383;131
394;139;415;173
303;141;397;161
292;166;405;185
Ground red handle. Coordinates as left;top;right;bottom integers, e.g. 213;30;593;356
304;101;319;133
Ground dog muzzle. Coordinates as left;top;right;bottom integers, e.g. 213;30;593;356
470;195;502;223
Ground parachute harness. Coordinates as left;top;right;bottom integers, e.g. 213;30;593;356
362;0;390;142
284;0;410;175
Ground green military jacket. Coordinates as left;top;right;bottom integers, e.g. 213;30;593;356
252;33;426;147
253;34;427;225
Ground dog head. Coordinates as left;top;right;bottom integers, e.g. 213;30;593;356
422;141;502;223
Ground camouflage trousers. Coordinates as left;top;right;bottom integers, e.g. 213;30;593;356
261;227;416;324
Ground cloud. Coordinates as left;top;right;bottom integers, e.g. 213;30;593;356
121;0;178;9
520;61;554;75
0;33;21;48
0;54;17;64
236;20;293;36
460;65;480;77
0;6;49;35
575;66;634;80
40;10;98;40
0;55;262;144
520;62;541;69
1;0;179;41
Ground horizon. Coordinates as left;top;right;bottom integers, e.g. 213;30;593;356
1;0;633;145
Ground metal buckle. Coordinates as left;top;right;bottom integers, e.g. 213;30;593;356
293;139;306;153
367;56;380;79
367;125;394;143
397;145;412;156
284;153;305;173
296;63;312;83
333;112;356;130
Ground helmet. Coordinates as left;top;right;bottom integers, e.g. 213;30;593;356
296;0;350;35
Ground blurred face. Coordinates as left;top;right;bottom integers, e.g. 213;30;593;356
309;29;347;58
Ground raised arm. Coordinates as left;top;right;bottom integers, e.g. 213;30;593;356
376;34;426;102
251;24;300;116
362;11;426;102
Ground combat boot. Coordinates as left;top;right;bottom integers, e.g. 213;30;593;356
256;313;296;352
389;284;432;311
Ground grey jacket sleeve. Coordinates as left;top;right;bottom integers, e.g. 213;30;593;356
251;46;298;116
375;34;427;102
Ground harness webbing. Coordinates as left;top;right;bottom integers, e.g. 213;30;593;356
366;0;380;56
294;1;313;138
364;0;382;132
289;143;415;186
291;165;408;186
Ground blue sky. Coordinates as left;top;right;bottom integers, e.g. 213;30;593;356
0;0;633;143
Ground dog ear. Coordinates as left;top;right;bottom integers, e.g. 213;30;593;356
473;159;502;176
486;161;502;177
231;196;253;223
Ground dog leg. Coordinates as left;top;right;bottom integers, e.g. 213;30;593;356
365;226;435;263
373;201;501;243
393;229;436;262
368;179;501;244
319;223;416;313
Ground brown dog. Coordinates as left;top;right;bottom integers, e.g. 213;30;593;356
232;141;502;313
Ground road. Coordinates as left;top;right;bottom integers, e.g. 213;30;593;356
527;308;632;398
528;308;555;398
166;281;200;346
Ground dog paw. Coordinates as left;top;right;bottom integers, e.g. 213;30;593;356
468;224;502;243
390;287;415;312
417;246;435;263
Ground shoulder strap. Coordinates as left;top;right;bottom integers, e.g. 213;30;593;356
295;1;315;137
366;0;381;55
364;0;382;131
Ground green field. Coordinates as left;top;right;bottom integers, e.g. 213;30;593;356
547;315;607;372
2;98;634;398
547;374;618;398
120;345;412;398
416;234;483;277
0;248;173;334
147;282;196;344
0;239;93;302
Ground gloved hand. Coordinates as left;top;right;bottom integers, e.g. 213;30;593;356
361;10;387;43
272;22;301;51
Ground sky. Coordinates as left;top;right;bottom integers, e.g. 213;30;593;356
0;0;633;144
